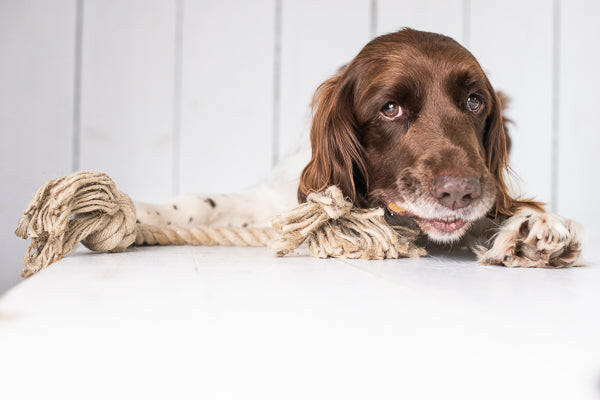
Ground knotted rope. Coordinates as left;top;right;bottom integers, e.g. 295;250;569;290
271;186;424;260
15;171;424;277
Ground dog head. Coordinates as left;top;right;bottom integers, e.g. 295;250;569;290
298;28;540;243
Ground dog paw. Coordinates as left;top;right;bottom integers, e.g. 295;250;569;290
476;212;583;268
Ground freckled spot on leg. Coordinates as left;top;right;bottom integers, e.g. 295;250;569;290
155;211;160;216
514;241;523;257
167;221;171;225
519;220;530;236
136;219;140;224
242;223;248;227
205;198;216;208
173;204;178;210
188;217;193;223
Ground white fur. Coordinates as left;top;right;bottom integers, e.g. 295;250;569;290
137;139;582;268
476;209;583;268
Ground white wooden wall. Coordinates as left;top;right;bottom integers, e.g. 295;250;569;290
1;0;598;291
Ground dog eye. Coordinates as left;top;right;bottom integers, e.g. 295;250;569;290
380;102;402;120
466;95;482;112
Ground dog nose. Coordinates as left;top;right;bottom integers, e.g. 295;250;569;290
432;175;481;210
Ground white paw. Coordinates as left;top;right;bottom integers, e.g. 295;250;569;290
476;212;583;268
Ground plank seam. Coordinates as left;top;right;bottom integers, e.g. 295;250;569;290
173;0;184;195
370;0;378;37
72;0;84;172
550;0;560;212
272;0;282;167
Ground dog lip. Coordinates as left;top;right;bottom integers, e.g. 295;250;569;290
386;205;467;234
415;217;467;233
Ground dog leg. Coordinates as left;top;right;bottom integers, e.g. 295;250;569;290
134;182;297;229
134;143;309;229
475;210;583;268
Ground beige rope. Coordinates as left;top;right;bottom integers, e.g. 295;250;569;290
15;171;424;278
271;186;425;260
15;172;137;277
135;224;277;247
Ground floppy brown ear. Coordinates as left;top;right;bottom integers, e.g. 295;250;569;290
297;71;368;204
484;90;544;216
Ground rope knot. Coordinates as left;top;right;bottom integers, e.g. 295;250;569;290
306;186;352;220
271;186;425;260
15;171;137;277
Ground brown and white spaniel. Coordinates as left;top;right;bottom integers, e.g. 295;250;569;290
137;28;582;268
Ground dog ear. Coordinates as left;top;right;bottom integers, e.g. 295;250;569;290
484;89;544;216
298;70;368;204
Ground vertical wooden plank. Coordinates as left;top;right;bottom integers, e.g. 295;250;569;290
470;1;554;204
0;0;76;292
378;0;464;43
80;0;175;202
179;0;275;194
558;0;600;245
278;0;371;159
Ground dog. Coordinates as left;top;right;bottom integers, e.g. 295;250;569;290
137;28;582;268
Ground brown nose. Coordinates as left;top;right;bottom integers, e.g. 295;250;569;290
432;175;482;210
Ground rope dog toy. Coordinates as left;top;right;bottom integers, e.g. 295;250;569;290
15;171;425;277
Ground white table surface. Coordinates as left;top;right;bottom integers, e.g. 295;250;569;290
1;245;599;400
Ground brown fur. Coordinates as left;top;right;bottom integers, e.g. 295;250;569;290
299;29;542;228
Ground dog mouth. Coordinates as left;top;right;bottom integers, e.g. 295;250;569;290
414;217;467;233
389;208;467;233
386;203;471;240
